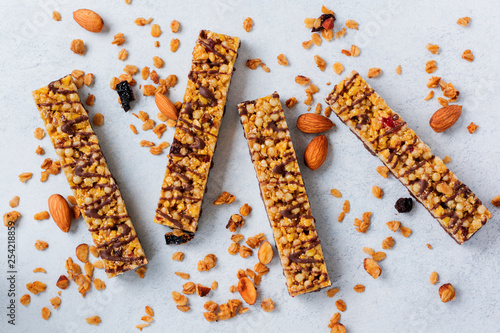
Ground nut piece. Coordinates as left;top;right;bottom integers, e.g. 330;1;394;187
257;241;273;265
439;283;456;303
73;9;104;33
196;284;211;297
86;316;101;325
491;195;500;207
261;298;275;312
48;194;71;233
430;271;439;285
56;275;69;289
363;258;382;279
214;191;236;205
76;244;89;263
304;135;328;170
155;93;178;120
296;113;334;134
238;277;257;305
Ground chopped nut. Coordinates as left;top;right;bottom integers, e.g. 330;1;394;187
457;17;471;26
34;211;50;221
70;39;85;55
243;17;254;32
425;60;437;74
151;24;161;37
372;251;386;262
330;189;342;198
353;284;365;293
197;284;211;297
335;299;346;312
239;203;252;216
400;226;412;238
367;68;381;78
386;221;401;232
430;271;439;285
152;56;164;68
34;240;48;251
86;316;101;325
277;54;288;66
175;272;190;280
350;45;360;57
314;55;326;71
364;258;382;279
372;186;383;199
4;211;21;227
332;62;344;75
261;298;275;312
439;283;456;302
214;191;236;205
345;19;359;29
136;266;147;279
76;244;89;263
41;307;51;320
20;294;31;306
396;65;402;75
170;20;180;33
246;58;262;70
426;43;440;54
91;113;103;126
382;237;395;250
170;38;180;52
467;122;478;134
89;245;99;258
118;49;128;61
326;287;339;297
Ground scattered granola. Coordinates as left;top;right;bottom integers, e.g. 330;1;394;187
335;299;346;312
363;258;382;279
36;146;45;155
50;296;61;309
425;60;437;74
426;43;439;54
170;38;180;52
439;283;456;302
386;221;401;232
382;237;395;250
350;45;360;57
328;312;341;327
86;316;101;325
34;211;50;221
457;17;471;26
396;65;402;75
342;200;350;213
243;17;254;32
372;251;386;262
27;281;47;294
214;191;236;205
112;33;125;45
277;54;288;66
134;17;153;26
171;20;180;33
425;91;434;101
372;186;384;199
332;62;344;75
462;49;474;62
35;240;49;251
467;122;478;134
430;271;439;285
52;11;61;21
353;284;365;293
261;298;275;312
197;254;217;272
338;212;345;222
151;24;161;37
175;272;190;280
34;127;45;140
118;49;128;61
4;211;21;227
345;19;358;29
239;203;252;216
442;155;451;164
246;58;262;70
41;307;51;320
153;56;164;68
314;55;326;71
376;166;389;178
20;294;31;306
70;39;85;55
367;68;381;78
136;266;147;279
330;189;342;198
326;288;340;298
33;267;46;273
400;226;412;238
226;214;245;232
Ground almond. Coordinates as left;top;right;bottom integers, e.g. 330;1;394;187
48;194;71;233
155;93;178;120
304;135;328;170
296;113;334;133
257;241;273;265
237;276;257;305
429;105;462;133
73;9;104;33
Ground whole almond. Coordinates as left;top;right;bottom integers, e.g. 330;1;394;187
48;194;71;233
304;135;328;170
257;241;273;265
296;113;335;133
73;9;104;33
237;276;257;305
155;93;178;120
429;105;462;133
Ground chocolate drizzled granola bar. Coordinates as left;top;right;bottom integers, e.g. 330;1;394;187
325;71;492;244
32;75;147;277
155;30;240;243
238;93;331;296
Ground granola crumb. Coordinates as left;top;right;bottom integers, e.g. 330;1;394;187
211;281;218;290
338;212;345;222
430;271;439;285
34;127;45;140
261;298;275;312
145;306;154;317
427;243;433;249
52;11;61;21
170;38;180;52
326;288;339;297
295;75;311;85
314;55;326;71
86;316;101;325
457;17;471;26
467;122;478;134
112;33;125;46
353;284;365;293
462;49;474;62
20;294;31;306
330;189;342;198
118;49;128;61
350;45;360;57
335;299;346;312
277;54;288;66
41;307;51;320
302;40;313;49
136;266;147;279
34;240;49;251
396;65;402;75
33;268;46;274
70;39;85;55
372;186;384;199
285;97;297;108
134;17;153;26
311;33;321;46
342;200;350;213
153;56;164;68
367;68;381;78
50;296;61;309
243;17;254;32
239;203;252;216
214;191;236;205
345;19;359;29
85;94;95;106
333;62;344;75
35;146;45;155
172;251;184;261
425;60;437;74
130;124;138;134
171;20;180;33
439;283;456;303
400;226;412;238
4;211;21;227
376;166;389;178
382;237;395;250
175;272;190;280
437;97;448;107
151;24;161;37
426;43;439;54
386;221;401;232
9;196;20;208
424;91;434;101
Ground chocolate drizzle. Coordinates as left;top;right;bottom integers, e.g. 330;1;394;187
288;238;324;264
61;115;89;136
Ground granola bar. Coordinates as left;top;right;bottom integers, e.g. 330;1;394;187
325;71;492;244
238;93;331;296
32;75;147;277
155;30;240;243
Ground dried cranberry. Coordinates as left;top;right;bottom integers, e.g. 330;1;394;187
116;81;135;112
395;198;413;213
312;14;336;32
382;116;395;128
165;231;194;245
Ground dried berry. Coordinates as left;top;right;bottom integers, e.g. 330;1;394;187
116;81;135;112
395;198;413;213
311;14;336;32
164;230;194;245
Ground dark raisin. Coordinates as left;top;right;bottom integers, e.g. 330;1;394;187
395;198;413;213
312;13;336;32
116;81;135;112
164;230;194;245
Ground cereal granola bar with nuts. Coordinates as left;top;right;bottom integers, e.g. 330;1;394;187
155;30;240;243
325;71;492;244
238;93;331;296
32;75;147;276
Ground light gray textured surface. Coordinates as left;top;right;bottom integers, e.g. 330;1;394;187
0;0;499;332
